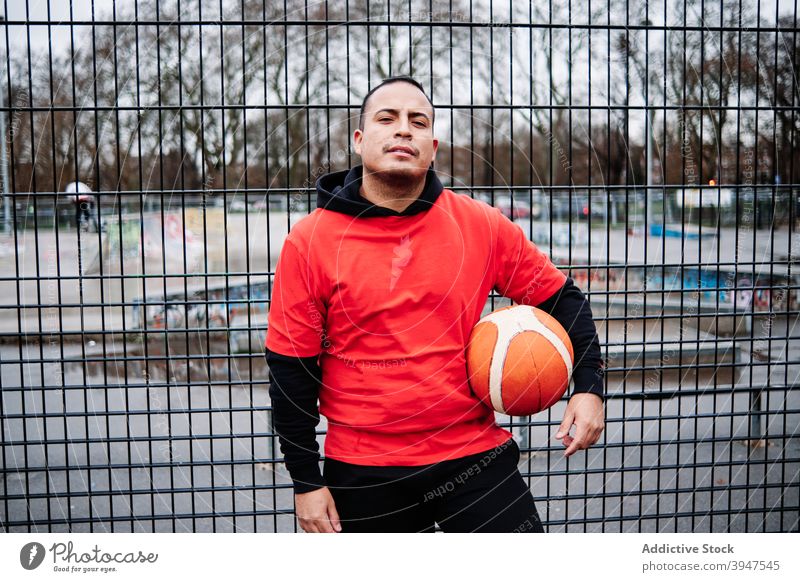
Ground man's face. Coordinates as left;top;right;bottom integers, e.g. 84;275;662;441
354;82;438;184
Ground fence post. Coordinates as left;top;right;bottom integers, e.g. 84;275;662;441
749;388;763;442
0;69;11;235
267;407;275;461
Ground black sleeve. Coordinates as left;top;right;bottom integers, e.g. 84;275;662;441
265;349;327;494
534;277;605;401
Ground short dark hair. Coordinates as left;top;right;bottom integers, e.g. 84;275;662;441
358;75;435;131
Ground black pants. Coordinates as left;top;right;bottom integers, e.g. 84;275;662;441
323;437;545;533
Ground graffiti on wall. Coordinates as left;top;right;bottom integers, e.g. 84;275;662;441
565;262;796;312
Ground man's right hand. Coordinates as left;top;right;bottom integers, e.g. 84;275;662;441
295;487;342;533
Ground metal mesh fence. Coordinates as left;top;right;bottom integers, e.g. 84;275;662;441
0;0;798;533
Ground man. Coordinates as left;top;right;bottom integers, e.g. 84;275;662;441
264;76;605;533
65;181;97;232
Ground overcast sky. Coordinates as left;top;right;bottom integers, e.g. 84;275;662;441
4;0;115;57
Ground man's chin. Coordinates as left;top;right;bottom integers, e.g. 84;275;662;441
364;163;427;186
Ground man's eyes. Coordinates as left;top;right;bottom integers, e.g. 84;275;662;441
377;117;427;127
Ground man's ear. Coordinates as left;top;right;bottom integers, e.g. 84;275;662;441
353;129;363;156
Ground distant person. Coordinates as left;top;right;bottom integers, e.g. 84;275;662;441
265;76;605;533
64;182;98;232
76;193;96;231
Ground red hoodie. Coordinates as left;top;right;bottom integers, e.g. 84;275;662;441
265;166;567;466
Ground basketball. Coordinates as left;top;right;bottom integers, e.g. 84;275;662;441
466;305;574;416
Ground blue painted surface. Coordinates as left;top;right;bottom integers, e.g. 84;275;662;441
650;223;714;239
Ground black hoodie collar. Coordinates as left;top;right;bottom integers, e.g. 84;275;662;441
316;165;444;218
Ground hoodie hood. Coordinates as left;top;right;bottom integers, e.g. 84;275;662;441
316;165;444;218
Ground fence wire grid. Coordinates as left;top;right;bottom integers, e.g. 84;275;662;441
0;0;799;533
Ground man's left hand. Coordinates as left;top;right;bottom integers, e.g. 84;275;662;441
554;392;605;457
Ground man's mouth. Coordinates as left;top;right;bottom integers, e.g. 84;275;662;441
386;145;417;157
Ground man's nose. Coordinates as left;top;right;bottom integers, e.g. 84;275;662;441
394;116;412;137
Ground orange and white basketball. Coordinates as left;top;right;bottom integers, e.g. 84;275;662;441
466;305;574;416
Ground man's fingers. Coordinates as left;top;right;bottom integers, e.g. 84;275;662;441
563;436;582;457
555;410;574;439
559;395;606;456
301;518;328;533
328;501;342;533
584;423;603;447
591;427;604;445
564;424;590;456
299;507;340;533
295;487;340;533
312;506;339;533
564;424;605;456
